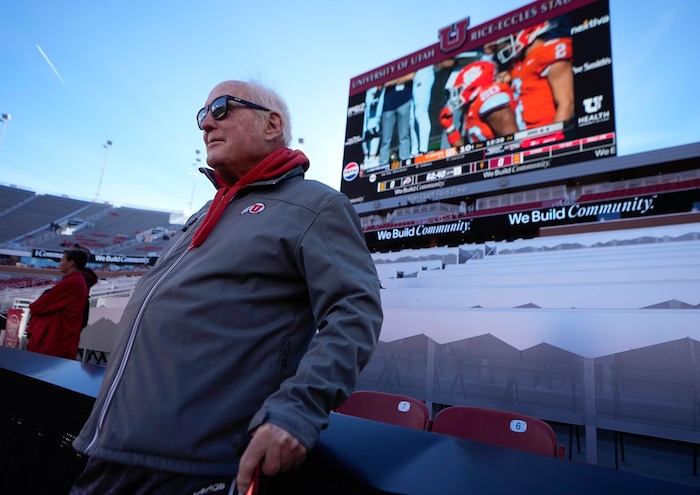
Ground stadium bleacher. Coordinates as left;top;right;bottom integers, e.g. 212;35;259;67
576;176;700;204
0;184;183;255
0;184;35;213
0;275;56;291
0;194;90;244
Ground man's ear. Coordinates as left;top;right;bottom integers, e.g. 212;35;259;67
264;111;284;141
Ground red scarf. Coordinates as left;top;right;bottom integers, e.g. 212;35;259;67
190;147;309;248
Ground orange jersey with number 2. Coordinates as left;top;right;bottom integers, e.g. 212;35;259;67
510;37;573;129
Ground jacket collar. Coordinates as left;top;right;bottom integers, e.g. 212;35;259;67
199;164;306;191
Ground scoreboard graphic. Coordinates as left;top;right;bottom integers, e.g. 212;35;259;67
341;0;615;214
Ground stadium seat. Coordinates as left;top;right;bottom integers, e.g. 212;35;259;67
335;390;430;430
430;405;565;458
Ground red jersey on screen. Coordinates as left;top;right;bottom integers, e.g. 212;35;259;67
510;37;573;129
463;82;514;143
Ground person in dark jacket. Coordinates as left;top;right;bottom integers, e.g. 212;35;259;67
70;80;383;495
25;246;91;359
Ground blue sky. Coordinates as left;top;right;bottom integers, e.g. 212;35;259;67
0;0;698;214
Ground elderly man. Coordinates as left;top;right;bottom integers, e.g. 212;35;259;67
71;80;383;494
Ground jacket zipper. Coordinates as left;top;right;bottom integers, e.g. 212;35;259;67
84;245;192;451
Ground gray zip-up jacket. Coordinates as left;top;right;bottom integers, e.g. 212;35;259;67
72;166;383;475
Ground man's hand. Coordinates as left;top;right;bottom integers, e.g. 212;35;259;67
236;423;307;494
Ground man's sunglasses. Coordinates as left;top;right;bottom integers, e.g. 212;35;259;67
197;95;270;130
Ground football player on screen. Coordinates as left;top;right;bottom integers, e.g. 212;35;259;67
362;84;384;173
438;60;518;147
495;19;574;130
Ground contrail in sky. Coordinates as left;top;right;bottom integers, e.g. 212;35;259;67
36;44;69;89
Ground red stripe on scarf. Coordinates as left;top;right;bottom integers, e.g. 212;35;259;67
190;148;309;248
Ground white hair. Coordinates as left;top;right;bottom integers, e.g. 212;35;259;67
242;81;293;146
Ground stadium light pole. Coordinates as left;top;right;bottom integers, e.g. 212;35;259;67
0;113;11;153
188;150;201;213
94;140;113;202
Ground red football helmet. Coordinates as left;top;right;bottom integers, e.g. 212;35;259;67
447;61;496;109
496;21;554;65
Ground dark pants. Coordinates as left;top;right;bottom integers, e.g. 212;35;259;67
70;457;237;495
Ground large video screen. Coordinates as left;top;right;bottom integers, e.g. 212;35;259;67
341;0;616;250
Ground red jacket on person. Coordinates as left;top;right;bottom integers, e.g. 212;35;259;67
26;270;88;359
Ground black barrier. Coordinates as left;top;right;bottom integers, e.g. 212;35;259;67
0;368;95;493
272;413;699;495
0;347;104;493
1;347;697;494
